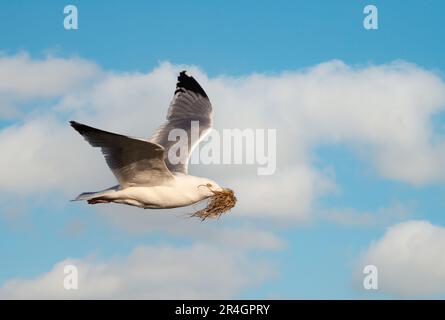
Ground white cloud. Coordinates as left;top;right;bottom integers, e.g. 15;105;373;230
1;55;445;220
0;52;101;99
355;220;445;297
2;53;445;299
223;165;336;220
0;243;274;299
96;205;284;250
0;116;110;193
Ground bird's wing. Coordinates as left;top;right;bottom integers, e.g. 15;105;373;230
150;71;213;174
70;121;174;188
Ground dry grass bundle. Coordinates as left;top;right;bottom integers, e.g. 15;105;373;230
191;186;237;221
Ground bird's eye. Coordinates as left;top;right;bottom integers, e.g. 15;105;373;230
206;183;212;187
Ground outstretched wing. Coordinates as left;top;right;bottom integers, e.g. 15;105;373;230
70;121;174;188
150;71;213;174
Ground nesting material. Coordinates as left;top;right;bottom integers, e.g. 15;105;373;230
191;187;237;221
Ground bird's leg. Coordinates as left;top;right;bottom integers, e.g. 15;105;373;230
87;198;110;205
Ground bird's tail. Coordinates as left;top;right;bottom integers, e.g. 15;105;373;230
71;185;120;201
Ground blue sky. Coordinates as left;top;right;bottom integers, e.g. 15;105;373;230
3;0;445;74
1;0;445;299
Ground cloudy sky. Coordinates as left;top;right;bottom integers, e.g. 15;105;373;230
1;0;445;299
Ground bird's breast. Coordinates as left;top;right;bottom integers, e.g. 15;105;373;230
119;184;204;209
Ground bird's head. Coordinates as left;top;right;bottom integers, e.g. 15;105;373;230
196;179;223;195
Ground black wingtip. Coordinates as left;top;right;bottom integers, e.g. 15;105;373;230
175;70;208;98
70;121;91;135
70;120;83;130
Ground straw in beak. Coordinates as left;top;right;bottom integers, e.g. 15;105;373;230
191;186;237;221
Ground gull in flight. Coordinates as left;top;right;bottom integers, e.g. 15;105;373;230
71;71;236;220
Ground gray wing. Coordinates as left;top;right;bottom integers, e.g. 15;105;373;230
70;121;174;188
150;71;213;174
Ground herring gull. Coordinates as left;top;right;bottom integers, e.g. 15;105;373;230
70;71;236;220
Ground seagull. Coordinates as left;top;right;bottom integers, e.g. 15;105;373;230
70;71;236;220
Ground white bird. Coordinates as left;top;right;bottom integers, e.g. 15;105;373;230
71;71;236;220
